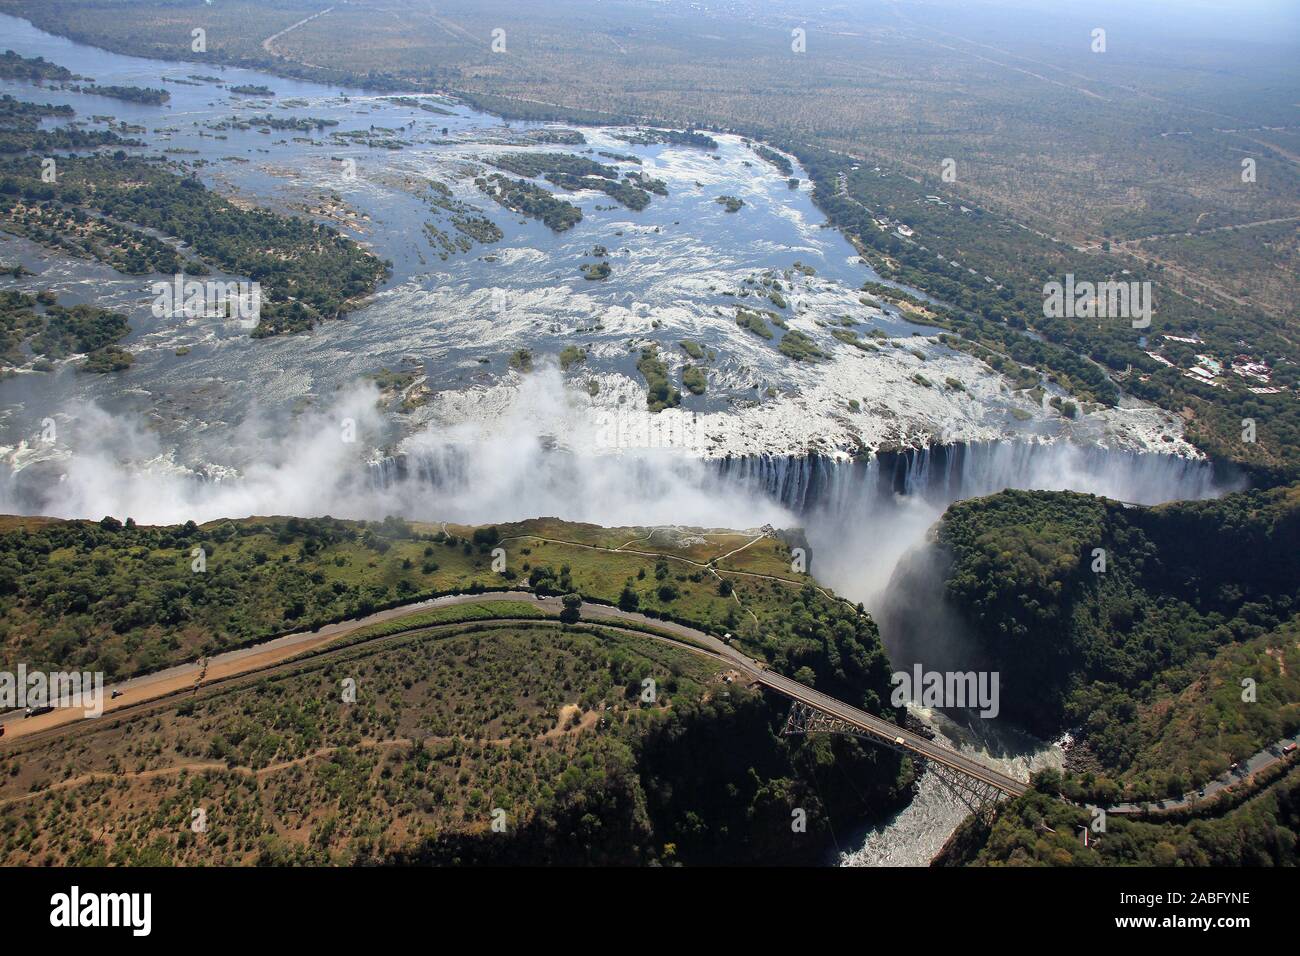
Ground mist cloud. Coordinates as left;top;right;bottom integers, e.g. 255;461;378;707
0;367;1237;614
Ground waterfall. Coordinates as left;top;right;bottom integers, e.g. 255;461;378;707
704;442;1236;517
7;426;1239;606
361;439;1240;607
368;440;1238;523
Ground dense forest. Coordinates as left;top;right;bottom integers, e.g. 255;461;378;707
0;48;77;82
635;345;680;412
611;128;718;150
0;515;898;724
0;154;389;336
0;511;913;866
939;768;1300;867
475;172;582;232
0;288;130;372
69;83;168;104
481;153;657;209
930;486;1300;801
486;152;617;180
0;93;139;153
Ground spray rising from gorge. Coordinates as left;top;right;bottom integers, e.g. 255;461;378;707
2;366;1240;612
3;364;1235;871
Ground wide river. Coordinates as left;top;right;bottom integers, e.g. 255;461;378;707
0;13;1229;865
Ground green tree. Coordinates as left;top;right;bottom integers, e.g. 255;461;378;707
559;593;582;624
618;584;640;612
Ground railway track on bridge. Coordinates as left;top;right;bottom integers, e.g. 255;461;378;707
1;592;1028;803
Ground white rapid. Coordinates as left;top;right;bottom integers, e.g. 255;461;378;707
839;707;1063;867
1;382;1240;867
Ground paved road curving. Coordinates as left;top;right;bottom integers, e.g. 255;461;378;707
0;590;1027;796
20;587;1292;812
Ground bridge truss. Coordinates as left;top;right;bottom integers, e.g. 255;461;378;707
781;701;1008;819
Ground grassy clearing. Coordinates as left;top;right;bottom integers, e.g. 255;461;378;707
1;515;834;680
